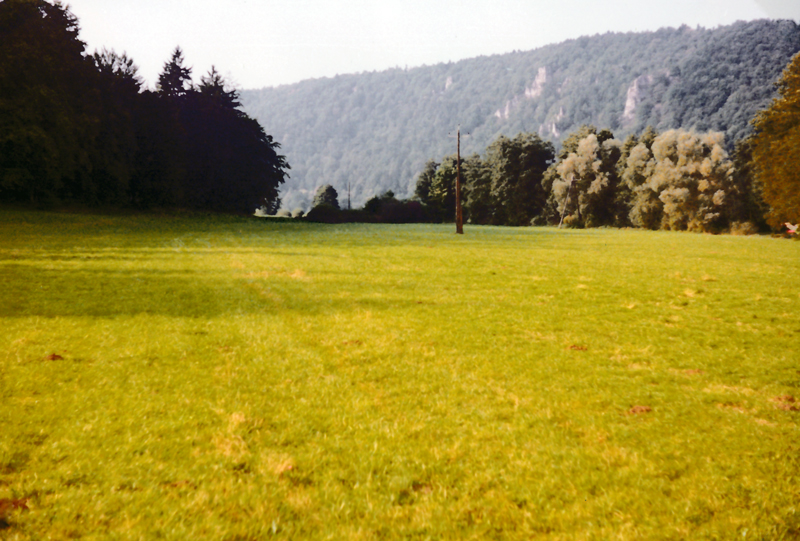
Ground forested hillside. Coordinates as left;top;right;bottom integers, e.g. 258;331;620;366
241;20;800;210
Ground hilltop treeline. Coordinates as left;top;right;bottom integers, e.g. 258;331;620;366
0;0;288;212
242;20;800;210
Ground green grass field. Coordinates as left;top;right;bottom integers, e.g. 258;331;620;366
1;209;798;540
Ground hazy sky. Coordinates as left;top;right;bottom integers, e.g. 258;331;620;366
65;0;800;91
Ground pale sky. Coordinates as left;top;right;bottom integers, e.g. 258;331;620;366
65;0;800;91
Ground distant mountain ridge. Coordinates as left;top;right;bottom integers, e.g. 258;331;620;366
240;20;800;210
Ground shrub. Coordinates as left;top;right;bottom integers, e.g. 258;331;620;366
729;221;759;236
305;203;341;223
364;196;382;214
380;200;428;223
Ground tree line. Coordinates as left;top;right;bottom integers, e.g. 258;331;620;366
300;49;798;233
0;0;288;213
284;184;430;224
412;126;754;233
409;119;791;233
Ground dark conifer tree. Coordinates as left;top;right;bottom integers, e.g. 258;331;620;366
157;47;193;99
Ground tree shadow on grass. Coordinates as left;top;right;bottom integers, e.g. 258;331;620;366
1;264;236;318
0;262;441;319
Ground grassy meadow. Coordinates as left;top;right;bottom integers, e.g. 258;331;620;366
0;209;798;540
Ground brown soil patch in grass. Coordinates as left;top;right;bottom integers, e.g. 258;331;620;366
771;395;800;411
0;498;28;517
0;497;29;529
162;480;197;490
627;405;652;415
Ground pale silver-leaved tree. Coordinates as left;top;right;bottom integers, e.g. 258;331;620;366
553;133;621;227
622;142;661;229
625;129;734;232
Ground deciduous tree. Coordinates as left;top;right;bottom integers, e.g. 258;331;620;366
427;155;459;222
486;133;554;226
650;129;734;232
552;128;621;228
461;154;493;224
620;128;663;229
312;184;340;209
414;159;438;204
751;52;800;228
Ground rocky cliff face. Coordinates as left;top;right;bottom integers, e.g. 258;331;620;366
495;66;548;120
623;74;654;123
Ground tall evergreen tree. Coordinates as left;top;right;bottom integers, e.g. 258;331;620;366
157;47;193;99
198;66;240;109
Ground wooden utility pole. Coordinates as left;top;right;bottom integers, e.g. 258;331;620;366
455;128;464;234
